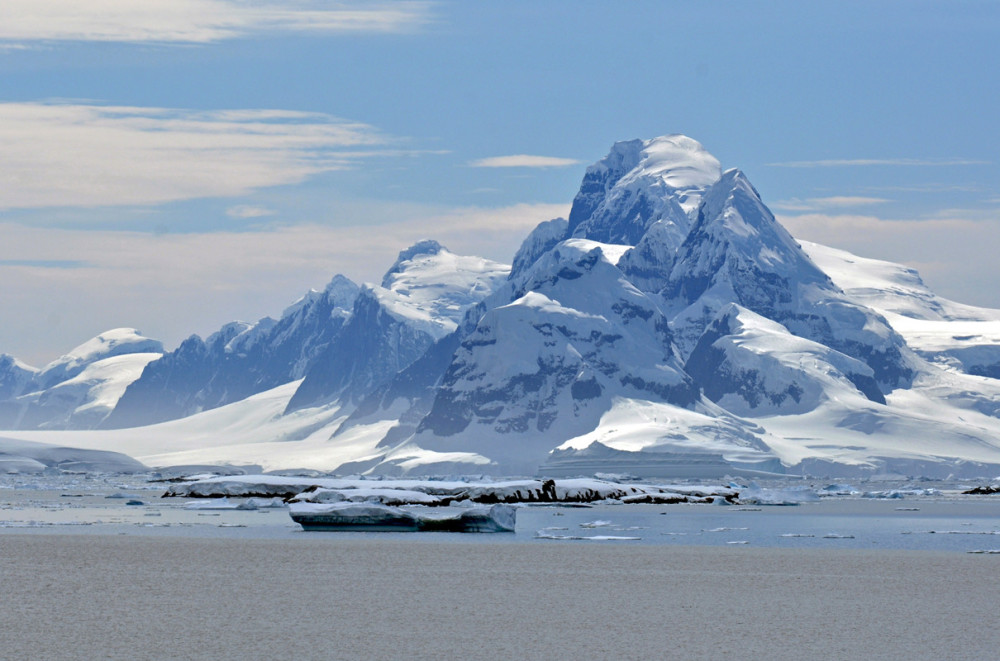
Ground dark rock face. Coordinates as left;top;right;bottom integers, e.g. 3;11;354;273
509;218;569;280
0;355;34;406
286;286;438;412
416;243;698;441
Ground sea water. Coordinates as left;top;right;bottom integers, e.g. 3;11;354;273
3;474;1000;659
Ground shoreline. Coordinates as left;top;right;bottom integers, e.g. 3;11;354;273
2;534;998;659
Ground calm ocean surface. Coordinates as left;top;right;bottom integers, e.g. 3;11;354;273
3;476;1000;659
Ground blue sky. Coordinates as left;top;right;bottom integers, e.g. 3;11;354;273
1;0;998;365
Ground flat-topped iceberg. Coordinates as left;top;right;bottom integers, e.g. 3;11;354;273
288;502;516;533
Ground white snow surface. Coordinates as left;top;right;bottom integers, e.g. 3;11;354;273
165;473;737;504
697;304;878;416
802;241;1000;323
405;239;697;475
0;435;146;473
600;135;722;214
569;135;722;248
554;396;771;462
368;242;509;340
3;380;379;471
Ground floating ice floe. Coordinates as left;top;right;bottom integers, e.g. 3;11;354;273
819;484;860;496
163;475;736;505
737;485;820;506
183;497;285;510
535;531;641;541
861;488;938;499
288;502;516;533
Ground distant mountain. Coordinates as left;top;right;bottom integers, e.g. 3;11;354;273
5;135;1000;479
284;240;509;411
0;329;162;430
103;276;360;428
0;354;36;402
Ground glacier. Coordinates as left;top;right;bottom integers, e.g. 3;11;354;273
4;134;1000;479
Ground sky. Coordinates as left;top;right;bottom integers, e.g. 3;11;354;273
1;0;998;366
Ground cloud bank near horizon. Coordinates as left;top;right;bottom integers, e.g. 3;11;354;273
0;202;570;365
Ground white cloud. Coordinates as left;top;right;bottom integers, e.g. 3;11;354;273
767;158;989;168
469;155;581;168
0;102;390;209
0;1;432;44
0;201;569;364
226;205;275;219
867;183;983;193
771;196;890;212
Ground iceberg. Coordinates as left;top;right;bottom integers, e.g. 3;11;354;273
288;502;516;533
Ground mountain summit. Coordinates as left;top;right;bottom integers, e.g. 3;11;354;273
567;135;721;246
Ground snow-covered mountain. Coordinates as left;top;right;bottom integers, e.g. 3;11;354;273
4;134;1000;479
0;329;163;430
401;239;700;474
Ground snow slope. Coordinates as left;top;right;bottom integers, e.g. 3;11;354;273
804;241;1000;378
0;435;146;473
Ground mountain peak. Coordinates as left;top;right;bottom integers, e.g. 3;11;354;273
626;135;722;189
566;134;722;246
382;239;447;287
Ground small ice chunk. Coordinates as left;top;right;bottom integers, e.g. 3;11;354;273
738;486;819;506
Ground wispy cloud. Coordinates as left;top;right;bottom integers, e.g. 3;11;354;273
865;183;984;194
0;1;433;44
771;196;890;212
0;102;391;209
469;155;581;168
0;259;88;269
767;158;989;168
226;205;275;219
